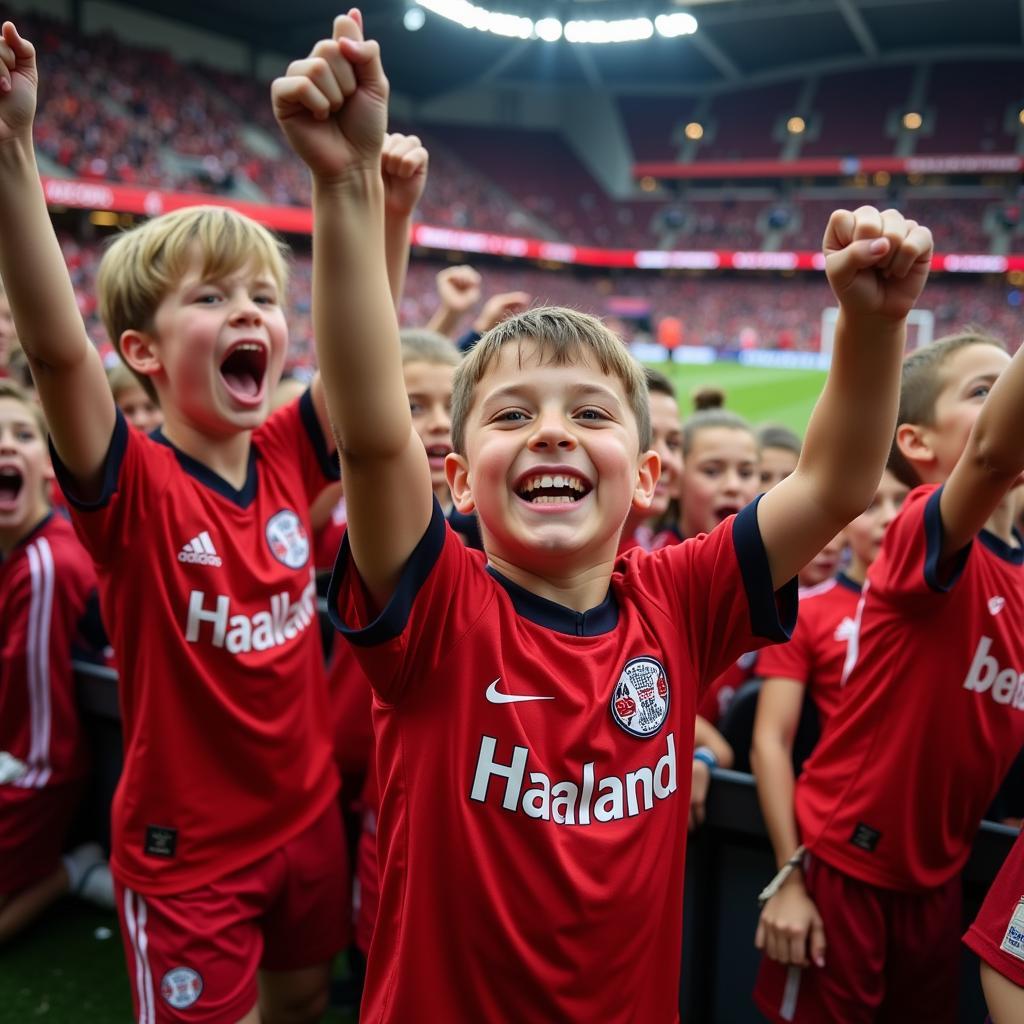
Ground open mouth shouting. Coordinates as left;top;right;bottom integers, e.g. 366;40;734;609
425;444;453;470
0;466;24;513
514;469;593;507
219;341;269;406
713;504;741;523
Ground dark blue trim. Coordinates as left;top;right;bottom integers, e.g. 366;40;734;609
485;566;619;637
456;329;482;353
446;505;483;551
50;410;129;512
1;512;54;566
151;428;259;508
298;389;340;483
979;527;1024;565
923;484;972;591
328;497;448;647
835;571;862;594
733;496;797;642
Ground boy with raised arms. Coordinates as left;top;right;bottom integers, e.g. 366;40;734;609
0;20;427;1023
755;330;1024;1023
273;11;932;1022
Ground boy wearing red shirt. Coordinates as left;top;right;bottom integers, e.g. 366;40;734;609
0;380;111;941
755;330;1024;1023
0;21;425;1023
274;13;932;1021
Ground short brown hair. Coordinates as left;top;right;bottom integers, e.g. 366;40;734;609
756;423;801;456
645;367;677;400
681;409;755;457
400;329;461;368
450;307;650;453
0;378;47;439
97;206;290;403
887;329;1007;487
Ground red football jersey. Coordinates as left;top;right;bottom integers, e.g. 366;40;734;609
330;497;795;1023
0;513;96;790
796;484;1024;890
52;393;338;895
757;572;862;728
964;828;1024;987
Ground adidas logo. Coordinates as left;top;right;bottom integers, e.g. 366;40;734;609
178;531;222;567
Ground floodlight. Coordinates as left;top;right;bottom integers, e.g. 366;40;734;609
404;7;427;30
655;13;698;37
535;17;563;42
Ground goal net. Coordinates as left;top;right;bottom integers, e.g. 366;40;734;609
820;307;935;358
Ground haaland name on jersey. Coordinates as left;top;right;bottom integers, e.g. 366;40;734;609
471;732;677;825
964;636;1024;709
184;573;317;654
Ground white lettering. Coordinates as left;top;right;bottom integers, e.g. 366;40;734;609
962;636;1024;711
470;733;677;826
185;591;229;646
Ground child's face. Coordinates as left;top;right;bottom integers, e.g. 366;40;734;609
144;255;288;435
404;360;455;495
920;344;1012;481
0;397;52;542
449;341;657;568
845;469;909;568
648;392;683;520
680;426;760;537
798;532;846;588
116;384;163;434
0;294;16;368
759;445;798;491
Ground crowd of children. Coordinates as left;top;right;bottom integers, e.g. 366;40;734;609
3;11;1024;1024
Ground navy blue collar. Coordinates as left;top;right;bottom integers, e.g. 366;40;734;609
486;565;619;636
2;511;53;564
980;527;1024;566
835;571;862;593
151;430;259;508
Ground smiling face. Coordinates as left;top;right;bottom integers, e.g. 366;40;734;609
0;396;52;552
447;340;657;571
647;391;683;521
404;360;456;503
138;254;288;437
680;426;760;537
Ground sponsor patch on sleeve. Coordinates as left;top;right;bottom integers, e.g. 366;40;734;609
1000;898;1024;962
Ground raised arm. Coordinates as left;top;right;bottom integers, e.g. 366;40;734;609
938;338;1024;560
757;207;932;588
425;265;482;338
273;11;432;607
0;23;115;492
382;131;428;310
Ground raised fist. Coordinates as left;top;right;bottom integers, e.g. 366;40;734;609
436;265;482;315
474;291;531;333
823;206;933;322
0;23;38;144
382;132;429;219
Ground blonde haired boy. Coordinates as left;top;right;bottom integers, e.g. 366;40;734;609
273;11;933;1022
0;20;427;1024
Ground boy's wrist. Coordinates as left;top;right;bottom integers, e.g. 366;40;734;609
313;166;385;201
834;307;909;337
0;136;37;175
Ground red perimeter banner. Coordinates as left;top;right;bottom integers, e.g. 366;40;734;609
634;154;1024;180
41;176;1024;275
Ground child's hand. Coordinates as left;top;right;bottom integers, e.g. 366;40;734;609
272;9;388;183
0;23;38;144
824;206;932;323
436;265;482;314
474;291;531;333
382;132;428;218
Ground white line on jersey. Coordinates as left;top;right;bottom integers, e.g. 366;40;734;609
485;678;555;704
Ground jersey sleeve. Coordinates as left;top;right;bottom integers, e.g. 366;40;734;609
757;607;814;684
638;494;798;690
327;498;492;704
870;483;971;607
254;390;340;505
49;410;162;566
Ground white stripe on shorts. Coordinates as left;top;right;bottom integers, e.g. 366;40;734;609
124;888;156;1024
780;964;802;1022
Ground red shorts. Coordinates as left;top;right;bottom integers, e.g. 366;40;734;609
0;780;83;895
754;854;961;1024
115;801;349;1023
965;831;1024;988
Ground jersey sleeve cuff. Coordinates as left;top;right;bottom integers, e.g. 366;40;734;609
923;484;971;591
298;388;341;483
49;409;129;512
734;495;798;642
327;497;448;647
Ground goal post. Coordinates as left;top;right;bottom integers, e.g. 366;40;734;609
820;307;935;358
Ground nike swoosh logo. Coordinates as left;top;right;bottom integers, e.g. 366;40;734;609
485;678;555;704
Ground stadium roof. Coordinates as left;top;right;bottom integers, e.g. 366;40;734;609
123;0;1024;97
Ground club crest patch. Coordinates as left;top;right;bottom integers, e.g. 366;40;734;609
266;509;309;569
1001;897;1024;962
611;657;670;738
161;967;203;1009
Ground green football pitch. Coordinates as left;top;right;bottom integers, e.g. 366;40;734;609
2;363;824;1022
657;361;827;435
